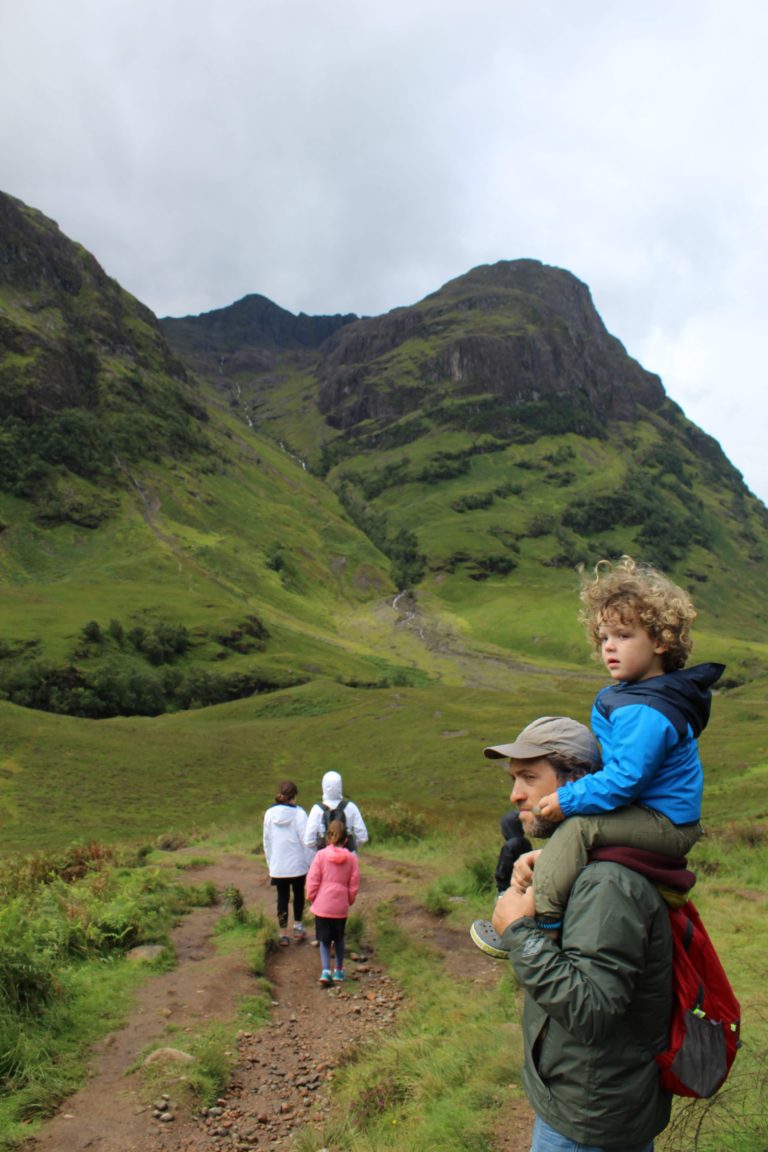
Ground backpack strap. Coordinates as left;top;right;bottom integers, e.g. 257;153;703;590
677;907;705;1014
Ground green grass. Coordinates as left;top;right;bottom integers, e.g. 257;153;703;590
0;849;197;1148
1;658;767;854
0;956;146;1147
301;898;525;1152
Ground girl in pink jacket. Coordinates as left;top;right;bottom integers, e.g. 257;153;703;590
306;820;360;986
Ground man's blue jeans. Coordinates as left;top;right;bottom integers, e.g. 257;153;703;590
530;1115;654;1152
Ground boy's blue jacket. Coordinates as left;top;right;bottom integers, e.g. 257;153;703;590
558;663;725;824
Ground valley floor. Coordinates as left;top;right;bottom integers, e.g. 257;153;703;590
19;851;533;1152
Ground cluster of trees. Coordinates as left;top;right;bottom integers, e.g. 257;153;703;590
0;659;298;718
562;467;713;570
0;612;275;718
0;403;210;505
334;482;426;590
78;618;192;665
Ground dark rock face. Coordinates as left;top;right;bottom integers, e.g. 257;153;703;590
0;191;187;420
160;294;357;356
316;260;665;431
0;191;205;509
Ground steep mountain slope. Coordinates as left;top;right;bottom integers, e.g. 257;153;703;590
0;191;209;528
0;192;407;718
162;259;768;672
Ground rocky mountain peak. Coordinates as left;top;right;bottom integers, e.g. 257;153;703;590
315;258;666;431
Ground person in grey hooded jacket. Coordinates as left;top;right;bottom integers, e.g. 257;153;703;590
304;770;368;856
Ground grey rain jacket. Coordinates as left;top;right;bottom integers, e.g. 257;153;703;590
504;861;673;1148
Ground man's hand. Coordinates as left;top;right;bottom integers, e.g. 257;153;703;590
537;791;565;822
492;885;535;935
511;848;541;893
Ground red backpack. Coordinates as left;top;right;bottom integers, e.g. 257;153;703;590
656;900;741;1097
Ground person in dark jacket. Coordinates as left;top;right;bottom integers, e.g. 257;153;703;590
491;715;673;1152
494;809;533;894
470;810;532;957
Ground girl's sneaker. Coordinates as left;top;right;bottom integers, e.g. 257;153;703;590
319;969;333;987
470;919;509;959
332;968;346;982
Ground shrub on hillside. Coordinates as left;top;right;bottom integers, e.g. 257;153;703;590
216;615;269;653
389;528;426;591
416;451;471;484
467;555;518;580
451;491;495;513
0;851;194;1104
0;901;61;1015
364;803;427;843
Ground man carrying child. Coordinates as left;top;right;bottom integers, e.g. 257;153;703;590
490;716;676;1151
483;557;724;1149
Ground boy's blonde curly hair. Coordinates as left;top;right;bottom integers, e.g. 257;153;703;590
579;555;696;671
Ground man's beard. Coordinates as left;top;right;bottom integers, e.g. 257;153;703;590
523;812;560;839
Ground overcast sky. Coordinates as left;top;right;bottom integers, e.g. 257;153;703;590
2;1;767;505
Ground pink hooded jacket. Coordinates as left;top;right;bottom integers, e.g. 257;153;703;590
306;844;360;918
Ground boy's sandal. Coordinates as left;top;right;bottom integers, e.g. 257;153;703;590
469;919;509;959
278;935;290;947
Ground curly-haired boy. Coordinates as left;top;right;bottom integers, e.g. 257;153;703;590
529;555;724;932
471;556;724;956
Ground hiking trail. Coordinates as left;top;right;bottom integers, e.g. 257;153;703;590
20;850;533;1152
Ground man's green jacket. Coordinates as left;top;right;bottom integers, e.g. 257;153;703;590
505;861;673;1147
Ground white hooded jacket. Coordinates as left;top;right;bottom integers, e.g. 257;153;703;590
304;771;368;854
263;802;311;878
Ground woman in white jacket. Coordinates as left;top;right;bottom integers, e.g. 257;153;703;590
263;780;311;945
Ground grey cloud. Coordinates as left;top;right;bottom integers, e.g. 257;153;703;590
1;0;767;501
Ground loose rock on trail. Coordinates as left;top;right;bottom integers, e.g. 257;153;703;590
21;851;533;1152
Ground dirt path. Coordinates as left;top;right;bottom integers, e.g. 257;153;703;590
20;852;533;1152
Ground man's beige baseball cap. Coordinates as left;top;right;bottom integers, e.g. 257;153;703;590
483;715;600;767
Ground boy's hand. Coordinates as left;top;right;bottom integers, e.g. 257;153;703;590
536;792;565;822
511;848;541;893
493;885;535;934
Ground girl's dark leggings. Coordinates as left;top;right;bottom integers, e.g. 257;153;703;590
273;876;306;927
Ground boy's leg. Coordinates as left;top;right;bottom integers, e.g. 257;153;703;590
588;805;701;855
532;819;594;926
534;807;701;923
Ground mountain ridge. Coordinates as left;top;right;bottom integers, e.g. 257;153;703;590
1;189;767;728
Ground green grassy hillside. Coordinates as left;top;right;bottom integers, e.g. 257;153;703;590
0;395;432;717
2;662;767;856
1;193;767;863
